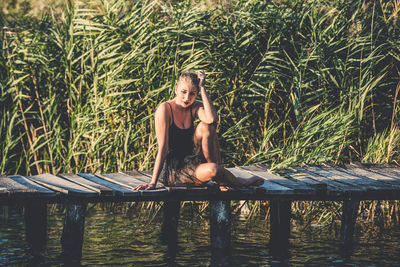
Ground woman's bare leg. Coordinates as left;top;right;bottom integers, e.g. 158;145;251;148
194;122;230;190
193;122;263;189
194;163;243;186
194;163;263;189
194;122;221;164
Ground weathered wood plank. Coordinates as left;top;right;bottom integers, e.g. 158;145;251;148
238;166;315;194
283;171;331;194
306;166;390;192
293;167;364;193
325;164;400;191
366;165;400;180
58;173;114;195
255;165;323;192
29;174;98;196
0;175;11;196
78;173;138;196
96;173;146;190
0;175;35;197
128;170;205;193
137;170;153;177
113;171;168;196
339;164;400;187
135;170;218;195
139;169;258;195
355;164;400;184
381;164;400;178
0;187;8;195
131;172;214;200
227;167;293;194
123;170;161;185
8;175;56;196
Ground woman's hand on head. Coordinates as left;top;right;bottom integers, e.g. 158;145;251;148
134;183;155;190
197;70;206;87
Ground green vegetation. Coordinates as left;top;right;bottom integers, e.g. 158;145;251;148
2;0;399;176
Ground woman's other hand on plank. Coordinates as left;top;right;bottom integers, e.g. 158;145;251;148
134;183;155;190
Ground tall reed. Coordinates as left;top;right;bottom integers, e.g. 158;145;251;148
1;0;399;176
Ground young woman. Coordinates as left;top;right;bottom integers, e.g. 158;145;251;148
134;70;263;191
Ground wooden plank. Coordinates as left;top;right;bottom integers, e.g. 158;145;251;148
227;167;293;194
123;170;157;185
0;187;8;195
123;170;203;194
238;166;315;194
360;164;400;184
325;164;400;190
0;175;11;196
292;167;363;193
96;173;146;190
0;175;34;197
307;166;391;191
78;173;138;196
256;165;325;192
58;173;114;195
29;174;98;196
116;171;168;194
9;175;56;196
283;171;331;194
383;164;400;177
368;165;400;179
339;164;400;187
137;169;255;193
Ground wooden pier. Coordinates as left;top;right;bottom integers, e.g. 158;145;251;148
1;163;400;263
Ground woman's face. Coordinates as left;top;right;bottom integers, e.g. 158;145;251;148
175;81;198;108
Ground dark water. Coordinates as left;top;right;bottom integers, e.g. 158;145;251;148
1;204;400;266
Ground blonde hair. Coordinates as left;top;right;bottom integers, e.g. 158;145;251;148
176;71;200;92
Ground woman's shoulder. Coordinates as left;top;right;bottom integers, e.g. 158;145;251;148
155;101;172;121
156;101;171;112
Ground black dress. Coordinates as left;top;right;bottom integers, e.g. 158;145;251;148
160;102;205;186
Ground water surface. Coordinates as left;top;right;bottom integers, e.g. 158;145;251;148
1;204;400;266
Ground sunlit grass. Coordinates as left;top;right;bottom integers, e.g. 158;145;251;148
1;0;400;222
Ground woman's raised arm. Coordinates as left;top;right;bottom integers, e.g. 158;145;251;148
134;103;170;190
196;70;217;124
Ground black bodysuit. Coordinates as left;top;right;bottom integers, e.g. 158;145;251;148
160;102;205;186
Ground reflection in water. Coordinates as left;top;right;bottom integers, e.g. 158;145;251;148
1;204;400;266
210;248;231;267
161;226;178;266
269;241;289;267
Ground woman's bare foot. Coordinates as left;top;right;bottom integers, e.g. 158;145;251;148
212;181;236;191
219;185;236;191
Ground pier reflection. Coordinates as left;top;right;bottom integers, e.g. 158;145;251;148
210;248;232;266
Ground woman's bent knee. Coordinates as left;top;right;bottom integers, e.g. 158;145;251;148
194;163;220;182
196;121;216;137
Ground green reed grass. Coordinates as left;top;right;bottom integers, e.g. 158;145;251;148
1;0;400;223
1;0;399;175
